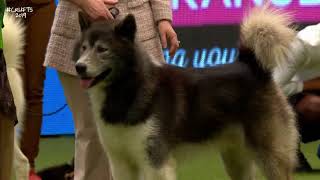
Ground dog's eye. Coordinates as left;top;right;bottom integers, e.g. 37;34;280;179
97;46;109;53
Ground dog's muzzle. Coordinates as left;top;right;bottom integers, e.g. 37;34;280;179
75;63;87;76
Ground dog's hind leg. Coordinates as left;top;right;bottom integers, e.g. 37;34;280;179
249;115;298;180
252;132;298;180
218;125;256;180
254;148;296;180
220;145;256;180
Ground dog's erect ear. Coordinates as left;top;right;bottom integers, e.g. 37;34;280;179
114;14;137;42
78;11;91;31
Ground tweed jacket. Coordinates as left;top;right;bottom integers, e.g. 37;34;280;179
44;0;172;75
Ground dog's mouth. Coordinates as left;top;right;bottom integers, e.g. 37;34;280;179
80;68;112;89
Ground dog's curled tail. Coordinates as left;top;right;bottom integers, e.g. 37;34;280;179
240;5;295;71
3;12;25;69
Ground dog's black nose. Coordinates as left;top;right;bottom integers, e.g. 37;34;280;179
76;63;87;75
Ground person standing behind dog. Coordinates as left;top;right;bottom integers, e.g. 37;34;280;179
6;0;56;179
44;0;179;179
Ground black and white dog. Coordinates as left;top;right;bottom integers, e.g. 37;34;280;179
73;6;298;180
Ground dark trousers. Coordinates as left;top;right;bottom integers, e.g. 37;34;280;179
289;91;320;170
0;113;14;180
7;0;55;168
289;92;320;143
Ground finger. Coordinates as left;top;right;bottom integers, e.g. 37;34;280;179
160;31;167;48
87;5;107;20
93;12;108;20
87;10;98;20
169;44;178;56
105;9;115;20
103;0;119;5
169;36;179;56
92;5;112;20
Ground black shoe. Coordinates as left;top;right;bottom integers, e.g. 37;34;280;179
38;163;74;180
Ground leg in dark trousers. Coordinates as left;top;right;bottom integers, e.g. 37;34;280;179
6;0;56;171
0;114;14;180
292;92;320;171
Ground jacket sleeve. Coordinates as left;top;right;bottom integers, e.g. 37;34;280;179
281;81;304;96
149;0;172;23
274;64;304;96
273;39;307;96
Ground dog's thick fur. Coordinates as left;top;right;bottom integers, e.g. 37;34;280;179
74;6;298;180
3;12;29;180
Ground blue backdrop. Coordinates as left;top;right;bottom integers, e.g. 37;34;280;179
42;68;74;135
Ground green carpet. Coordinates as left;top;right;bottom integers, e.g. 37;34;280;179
36;137;320;179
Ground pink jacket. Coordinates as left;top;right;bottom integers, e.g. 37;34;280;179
44;0;172;75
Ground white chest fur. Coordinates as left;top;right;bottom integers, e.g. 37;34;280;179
88;85;156;167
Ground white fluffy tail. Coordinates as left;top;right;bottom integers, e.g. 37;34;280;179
3;12;26;126
3;12;25;69
240;5;296;70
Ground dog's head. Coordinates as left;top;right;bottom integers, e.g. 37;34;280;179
73;12;138;89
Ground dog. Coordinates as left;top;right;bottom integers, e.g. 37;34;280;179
74;6;299;180
3;12;29;180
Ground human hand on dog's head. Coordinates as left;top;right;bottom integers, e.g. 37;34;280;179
78;0;118;20
158;20;179;57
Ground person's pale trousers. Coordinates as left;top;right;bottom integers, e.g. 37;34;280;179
58;72;112;180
